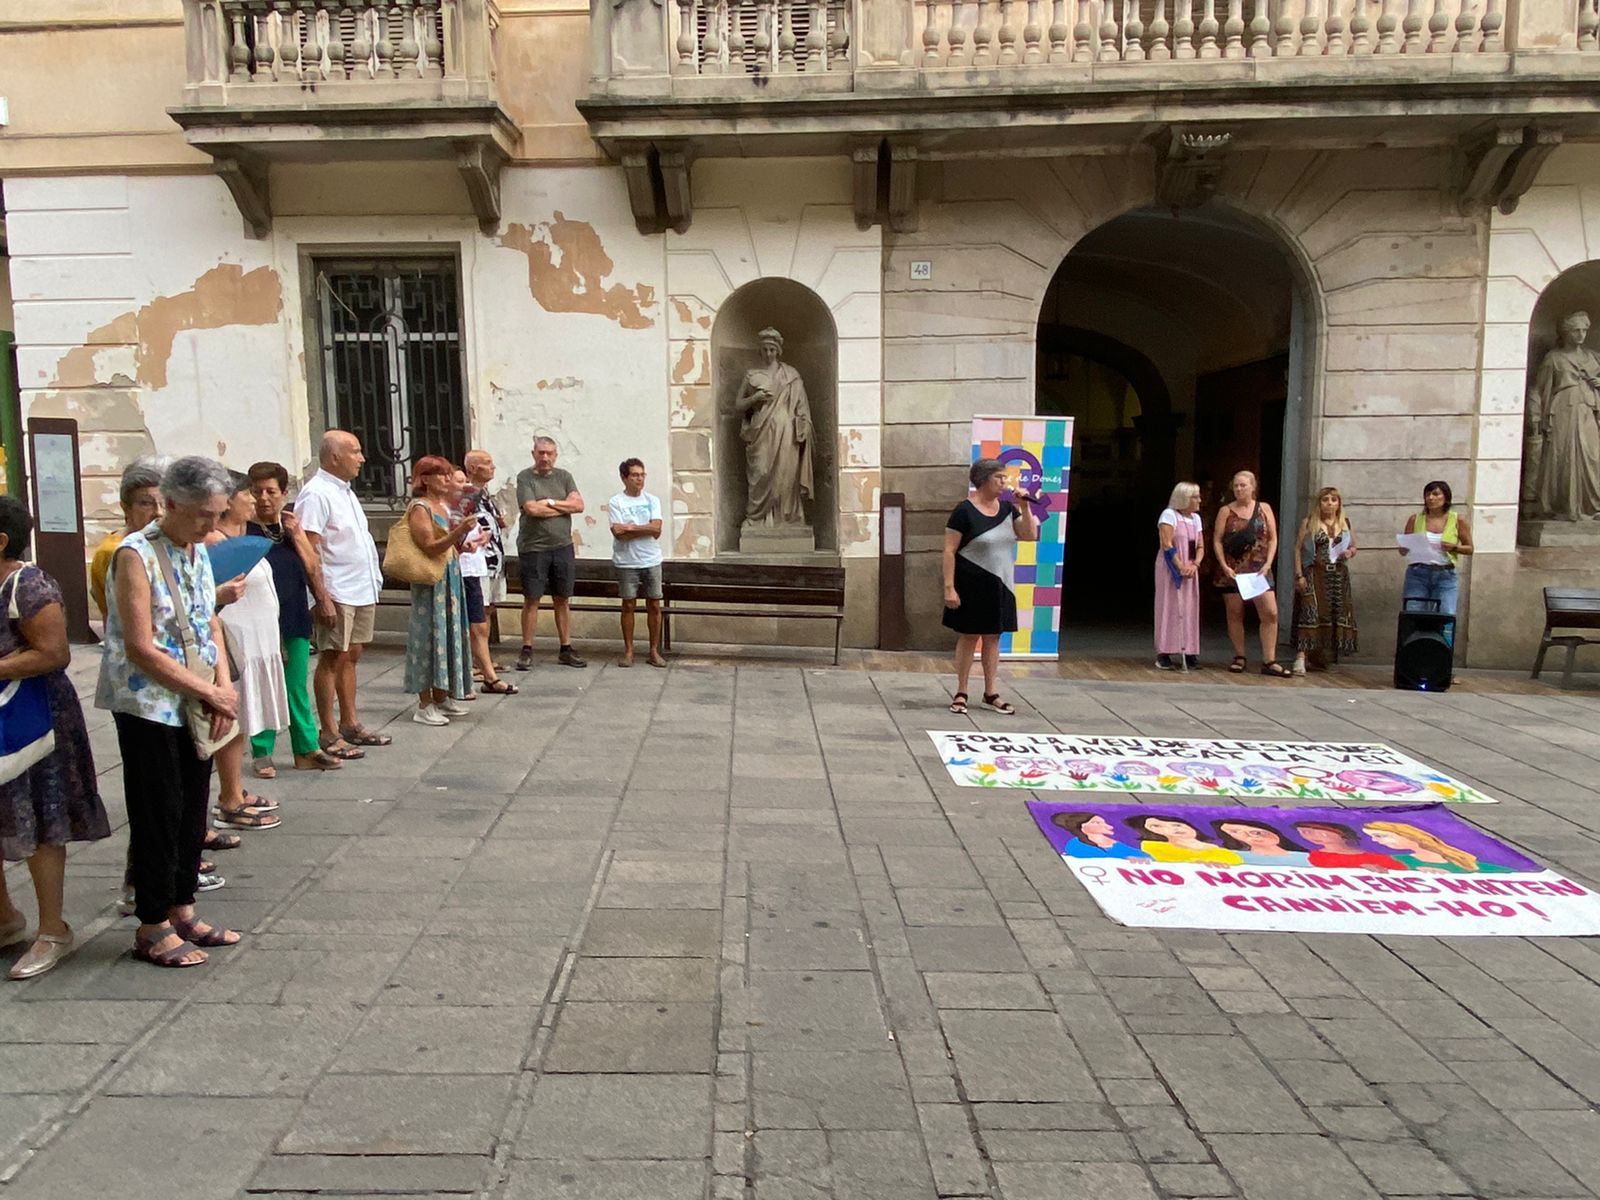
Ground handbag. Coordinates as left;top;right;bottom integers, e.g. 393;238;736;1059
1221;501;1260;560
0;569;56;784
150;540;240;761
383;501;448;587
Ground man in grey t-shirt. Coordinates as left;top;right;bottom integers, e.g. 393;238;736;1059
515;436;586;669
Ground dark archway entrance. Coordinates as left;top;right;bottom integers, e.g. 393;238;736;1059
1037;204;1303;649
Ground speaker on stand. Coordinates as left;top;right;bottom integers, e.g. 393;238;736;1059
1394;598;1455;692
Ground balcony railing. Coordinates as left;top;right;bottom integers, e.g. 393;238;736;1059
181;0;498;102
173;0;515;236
598;0;1597;89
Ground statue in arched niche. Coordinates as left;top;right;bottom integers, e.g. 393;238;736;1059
1525;310;1600;520
731;327;814;528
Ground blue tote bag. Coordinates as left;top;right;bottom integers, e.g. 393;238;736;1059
0;568;56;784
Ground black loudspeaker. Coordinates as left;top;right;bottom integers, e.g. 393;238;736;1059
1394;601;1455;692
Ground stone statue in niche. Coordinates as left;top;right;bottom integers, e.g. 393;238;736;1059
730;327;815;531
1525;310;1600;520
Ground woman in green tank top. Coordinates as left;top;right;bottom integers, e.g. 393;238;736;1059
1398;481;1473;616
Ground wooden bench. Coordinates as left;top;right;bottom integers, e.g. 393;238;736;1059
659;560;846;665
1531;587;1600;688
379;555;847;663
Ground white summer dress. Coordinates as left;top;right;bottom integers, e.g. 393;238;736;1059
220;557;289;739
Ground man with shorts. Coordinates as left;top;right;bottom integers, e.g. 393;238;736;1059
607;458;666;668
516;436;586;669
296;430;389;755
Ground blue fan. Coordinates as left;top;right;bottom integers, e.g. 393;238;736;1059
207;535;272;583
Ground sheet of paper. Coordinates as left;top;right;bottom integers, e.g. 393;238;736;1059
1235;571;1270;600
1395;531;1447;565
1328;532;1351;564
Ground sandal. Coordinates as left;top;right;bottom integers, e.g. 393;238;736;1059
294;749;344;771
982;693;1016;715
172;916;240;948
203;831;242;852
133;927;207;969
340;725;393;747
1261;661;1293;678
240;791;278;813
319;737;366;761
481;678;519;695
948;692;968;715
251;758;277;780
213;805;282;831
1228;656;1247;673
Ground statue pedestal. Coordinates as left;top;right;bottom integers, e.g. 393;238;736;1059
736;522;816;557
1520;518;1600;548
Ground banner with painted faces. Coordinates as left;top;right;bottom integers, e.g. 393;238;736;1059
932;732;1496;804
1027;800;1600;936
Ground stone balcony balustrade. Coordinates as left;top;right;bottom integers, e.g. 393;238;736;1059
582;0;1600;231
171;0;518;237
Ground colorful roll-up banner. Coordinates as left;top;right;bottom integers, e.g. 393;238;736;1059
970;415;1074;659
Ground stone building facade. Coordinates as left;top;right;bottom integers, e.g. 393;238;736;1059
1;0;1598;664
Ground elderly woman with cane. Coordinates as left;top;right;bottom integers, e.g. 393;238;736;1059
942;458;1040;715
1155;482;1204;671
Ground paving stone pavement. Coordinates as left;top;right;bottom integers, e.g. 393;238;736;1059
5;646;1600;1199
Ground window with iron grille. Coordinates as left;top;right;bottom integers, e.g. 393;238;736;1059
315;258;467;502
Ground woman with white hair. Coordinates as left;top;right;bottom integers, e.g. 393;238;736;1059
96;456;242;968
1154;482;1204;671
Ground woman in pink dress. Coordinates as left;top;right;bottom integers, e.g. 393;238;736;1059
1154;482;1204;670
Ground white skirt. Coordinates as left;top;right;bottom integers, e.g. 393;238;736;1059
221;560;289;739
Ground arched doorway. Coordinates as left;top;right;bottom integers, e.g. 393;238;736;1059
1036;204;1312;650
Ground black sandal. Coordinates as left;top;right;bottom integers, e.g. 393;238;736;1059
1228;656;1247;673
948;692;968;714
982;693;1016;715
481;678;519;695
172;916;240;948
203;831;242;852
133;927;207;969
1261;661;1292;678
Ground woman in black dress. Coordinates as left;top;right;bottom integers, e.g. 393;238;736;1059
942;458;1040;714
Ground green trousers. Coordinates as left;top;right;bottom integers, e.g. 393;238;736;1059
249;636;318;759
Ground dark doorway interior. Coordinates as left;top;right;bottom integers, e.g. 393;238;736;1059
1036;205;1296;653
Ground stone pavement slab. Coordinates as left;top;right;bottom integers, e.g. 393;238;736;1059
5;651;1600;1198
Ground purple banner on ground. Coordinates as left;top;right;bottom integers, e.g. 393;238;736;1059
1027;800;1600;936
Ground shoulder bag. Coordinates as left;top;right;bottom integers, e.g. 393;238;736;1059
1221;502;1261;560
150;541;240;761
383;501;448;587
0;568;57;784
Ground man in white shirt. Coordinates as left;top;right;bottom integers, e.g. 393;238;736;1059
295;430;389;756
607;457;665;668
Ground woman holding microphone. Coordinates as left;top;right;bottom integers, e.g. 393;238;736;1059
942;459;1040;715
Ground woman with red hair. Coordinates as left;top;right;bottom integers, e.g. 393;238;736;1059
403;457;478;725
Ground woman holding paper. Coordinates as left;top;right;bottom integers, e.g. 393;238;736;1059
942;458;1040;715
1291;486;1358;675
1154;482;1204;671
1397;481;1472;616
1212;470;1289;677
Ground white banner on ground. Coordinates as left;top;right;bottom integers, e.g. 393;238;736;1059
1063;861;1600;936
929;731;1497;804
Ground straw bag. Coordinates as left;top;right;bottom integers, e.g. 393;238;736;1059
383;501;448;586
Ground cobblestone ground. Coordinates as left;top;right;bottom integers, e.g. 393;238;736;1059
4;648;1600;1199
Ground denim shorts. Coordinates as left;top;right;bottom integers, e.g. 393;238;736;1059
616;564;663;601
462;575;486;624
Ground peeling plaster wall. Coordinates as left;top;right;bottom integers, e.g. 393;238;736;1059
665;159;883;578
888;149;1492;657
5;167;670;573
7;175;290;544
